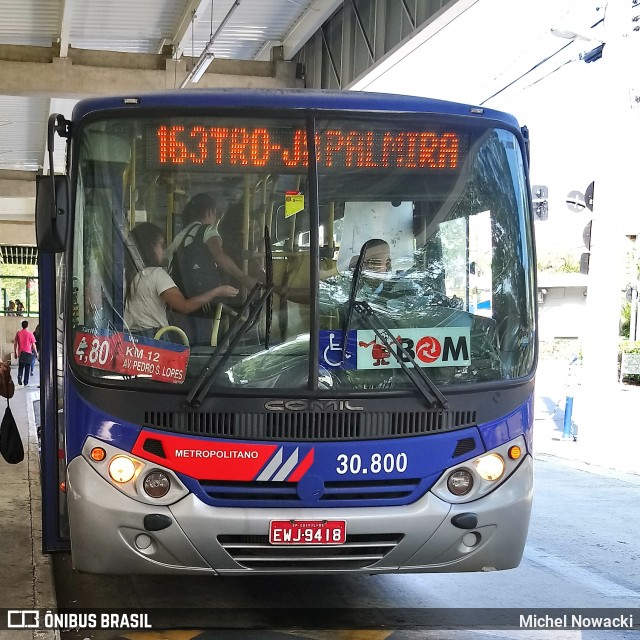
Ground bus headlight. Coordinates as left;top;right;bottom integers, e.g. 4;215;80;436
447;469;473;495
82;436;190;505
431;435;528;504
143;471;171;498
475;453;505;481
108;456;137;483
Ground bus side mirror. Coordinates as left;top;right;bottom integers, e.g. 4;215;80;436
36;174;70;253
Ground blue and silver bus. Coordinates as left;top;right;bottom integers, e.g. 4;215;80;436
37;89;536;574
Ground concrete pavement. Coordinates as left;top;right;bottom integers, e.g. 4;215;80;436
0;364;57;640
534;356;640;480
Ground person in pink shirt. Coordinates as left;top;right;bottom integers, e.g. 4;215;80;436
13;320;38;386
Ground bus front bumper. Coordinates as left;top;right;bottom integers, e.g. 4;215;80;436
66;454;532;575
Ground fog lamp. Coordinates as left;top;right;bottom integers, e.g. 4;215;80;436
108;455;136;483
143;471;171;498
447;469;473;496
476;453;505;481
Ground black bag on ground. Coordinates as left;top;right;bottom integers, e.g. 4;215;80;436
170;223;223;298
0;406;24;464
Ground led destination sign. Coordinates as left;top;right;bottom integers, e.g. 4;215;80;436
149;125;467;172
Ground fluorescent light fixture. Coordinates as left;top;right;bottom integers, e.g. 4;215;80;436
179;46;214;88
179;0;241;88
190;50;215;82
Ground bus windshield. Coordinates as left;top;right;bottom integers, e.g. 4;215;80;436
70;112;535;393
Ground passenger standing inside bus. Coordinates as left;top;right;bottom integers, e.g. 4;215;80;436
124;222;238;340
166;193;259;291
166;193;260;344
13;320;37;386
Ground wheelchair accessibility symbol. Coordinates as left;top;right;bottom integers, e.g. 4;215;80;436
319;330;356;369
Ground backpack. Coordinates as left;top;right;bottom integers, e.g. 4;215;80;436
170;223;224;299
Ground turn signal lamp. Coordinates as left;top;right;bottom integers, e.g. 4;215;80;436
508;445;522;460
476;453;505;481
108;456;136;483
90;447;106;462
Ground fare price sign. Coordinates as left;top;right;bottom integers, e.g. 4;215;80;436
73;328;190;384
147;124;467;173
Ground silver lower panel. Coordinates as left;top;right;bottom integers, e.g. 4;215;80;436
66;455;533;575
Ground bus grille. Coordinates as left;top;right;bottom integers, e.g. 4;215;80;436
199;478;422;505
217;533;404;570
143;410;476;441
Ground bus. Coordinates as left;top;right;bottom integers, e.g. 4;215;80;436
37;89;536;574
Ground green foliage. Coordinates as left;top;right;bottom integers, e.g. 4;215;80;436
1;267;39;315
1;264;36;278
618;339;640;384
536;253;580;273
539;338;582;363
619;339;640;354
620;301;631;338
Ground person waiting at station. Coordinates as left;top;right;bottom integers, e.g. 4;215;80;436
124;222;238;341
13;320;37;386
5;300;16;316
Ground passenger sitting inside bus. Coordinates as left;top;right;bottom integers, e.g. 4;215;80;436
124;222;238;341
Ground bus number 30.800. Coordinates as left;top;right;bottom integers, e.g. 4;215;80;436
336;452;408;475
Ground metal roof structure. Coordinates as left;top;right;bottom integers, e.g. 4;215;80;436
0;0;343;225
0;0;620;233
0;244;38;265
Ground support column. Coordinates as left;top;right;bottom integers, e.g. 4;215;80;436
580;1;640;421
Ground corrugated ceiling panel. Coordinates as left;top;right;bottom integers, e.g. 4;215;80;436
192;0;315;59
0;96;49;171
69;0;192;54
0;0;316;59
0;0;59;46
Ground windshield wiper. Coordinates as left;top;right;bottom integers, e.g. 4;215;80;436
182;281;274;408
352;300;449;410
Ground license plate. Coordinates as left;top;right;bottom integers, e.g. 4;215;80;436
269;519;346;545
